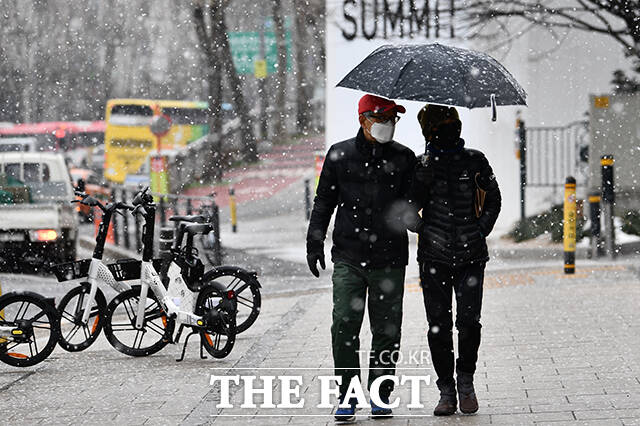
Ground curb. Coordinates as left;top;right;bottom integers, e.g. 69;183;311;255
488;241;640;260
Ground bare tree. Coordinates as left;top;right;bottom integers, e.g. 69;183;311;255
193;2;225;180
301;0;325;133
457;1;640;59
0;0;214;122
293;0;313;134
193;0;257;163
271;0;288;142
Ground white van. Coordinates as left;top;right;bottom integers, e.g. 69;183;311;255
0;152;78;263
0;137;38;153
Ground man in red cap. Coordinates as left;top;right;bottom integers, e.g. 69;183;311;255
306;94;416;421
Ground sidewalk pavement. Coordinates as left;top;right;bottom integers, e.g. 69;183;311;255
4;253;639;425
3;206;640;424
188;262;640;425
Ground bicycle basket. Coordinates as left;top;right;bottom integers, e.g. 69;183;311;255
52;259;91;282
107;258;141;281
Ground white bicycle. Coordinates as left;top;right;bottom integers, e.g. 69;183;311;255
103;188;237;360
52;191;135;352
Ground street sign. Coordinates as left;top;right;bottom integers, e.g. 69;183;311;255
150;114;171;137
150;154;169;201
228;31;292;75
254;59;267;79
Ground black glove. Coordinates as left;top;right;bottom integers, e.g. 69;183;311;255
306;244;326;278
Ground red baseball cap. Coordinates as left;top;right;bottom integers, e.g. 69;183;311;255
358;94;406;115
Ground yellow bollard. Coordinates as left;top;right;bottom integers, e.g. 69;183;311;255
229;188;237;233
0;280;4;344
563;176;577;274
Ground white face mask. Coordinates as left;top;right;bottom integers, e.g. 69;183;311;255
368;119;395;143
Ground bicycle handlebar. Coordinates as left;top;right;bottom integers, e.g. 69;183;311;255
71;192;106;212
114;201;135;211
132;186;154;206
72;192;138;214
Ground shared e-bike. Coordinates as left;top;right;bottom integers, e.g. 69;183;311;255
103;188;238;360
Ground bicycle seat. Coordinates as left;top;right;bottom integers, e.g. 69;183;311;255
169;215;207;223
185;223;213;236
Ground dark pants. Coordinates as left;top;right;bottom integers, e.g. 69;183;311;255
331;262;405;398
419;261;485;387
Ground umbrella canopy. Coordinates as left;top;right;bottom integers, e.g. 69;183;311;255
337;43;527;109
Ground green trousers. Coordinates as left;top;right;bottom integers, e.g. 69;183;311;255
331;262;406;398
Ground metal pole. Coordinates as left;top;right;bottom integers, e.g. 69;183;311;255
563;176;577;274
111;188;119;246
122;188;130;250
171;197;178;220
304;179;312;220
212;202;222;265
517;118;527;221
601;155;616;259
186;198;193;215
588;192;601;259
259;15;267;140
159;196;166;227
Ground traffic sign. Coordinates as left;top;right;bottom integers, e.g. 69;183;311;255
254;59;267;79
150;114;171;137
228;31;292;75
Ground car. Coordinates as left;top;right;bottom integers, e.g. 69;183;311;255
0;136;38;152
0;152;78;264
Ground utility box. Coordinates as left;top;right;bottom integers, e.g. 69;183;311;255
588;92;640;211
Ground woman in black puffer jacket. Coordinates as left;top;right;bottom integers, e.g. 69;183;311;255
409;104;501;417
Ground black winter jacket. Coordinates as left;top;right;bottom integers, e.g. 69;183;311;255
307;129;416;269
410;139;501;267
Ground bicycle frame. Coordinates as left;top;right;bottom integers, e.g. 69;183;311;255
135;260;203;329
79;205;131;323
133;204;205;331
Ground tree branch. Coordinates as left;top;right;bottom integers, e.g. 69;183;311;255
457;0;639;57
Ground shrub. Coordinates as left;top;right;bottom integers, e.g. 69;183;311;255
508;204;586;243
621;210;640;236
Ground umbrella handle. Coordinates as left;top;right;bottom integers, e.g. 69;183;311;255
491;94;497;122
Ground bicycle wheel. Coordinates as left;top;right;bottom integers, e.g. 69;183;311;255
196;284;236;359
57;283;106;352
0;292;60;367
103;288;174;357
202;268;261;334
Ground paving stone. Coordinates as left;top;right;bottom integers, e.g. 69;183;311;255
2;264;640;425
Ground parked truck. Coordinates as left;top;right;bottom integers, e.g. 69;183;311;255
0;152;78;264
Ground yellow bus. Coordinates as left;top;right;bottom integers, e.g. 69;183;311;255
103;99;209;183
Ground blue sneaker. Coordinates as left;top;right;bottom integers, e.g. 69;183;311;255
371;396;393;418
335;397;357;423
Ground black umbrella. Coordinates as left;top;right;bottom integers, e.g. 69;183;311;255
337;43;527;120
